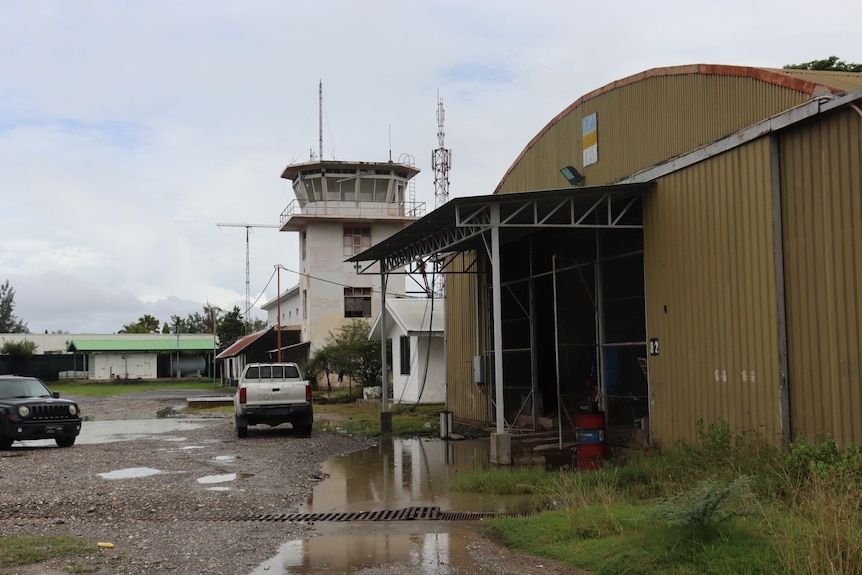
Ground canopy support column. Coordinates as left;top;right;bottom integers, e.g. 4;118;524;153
489;204;511;464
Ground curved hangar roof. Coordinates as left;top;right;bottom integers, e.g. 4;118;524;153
495;64;862;194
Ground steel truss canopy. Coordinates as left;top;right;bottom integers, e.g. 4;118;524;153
348;182;653;273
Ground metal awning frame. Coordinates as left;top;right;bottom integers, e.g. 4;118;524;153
350;183;651;276
349;182;652;436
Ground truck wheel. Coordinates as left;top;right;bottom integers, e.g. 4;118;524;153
296;423;312;437
0;435;12;450
236;417;248;438
55;436;76;448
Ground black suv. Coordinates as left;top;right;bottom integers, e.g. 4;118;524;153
0;375;82;449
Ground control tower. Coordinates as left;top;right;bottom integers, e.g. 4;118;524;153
279;159;423;354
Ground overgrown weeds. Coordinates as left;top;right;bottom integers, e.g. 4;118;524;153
454;422;862;574
768;437;862;574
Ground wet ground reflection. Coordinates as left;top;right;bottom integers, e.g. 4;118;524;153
76;418;212;444
253;437;537;574
303;437;535;515
251;524;484;575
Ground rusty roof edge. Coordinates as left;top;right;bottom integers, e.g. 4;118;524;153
493;64;854;195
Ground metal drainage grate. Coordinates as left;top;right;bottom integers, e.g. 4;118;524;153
225;506;526;522
0;506;532;523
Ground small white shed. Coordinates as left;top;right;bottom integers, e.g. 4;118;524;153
369;297;445;404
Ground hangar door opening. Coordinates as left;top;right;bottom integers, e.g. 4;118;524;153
489;226;649;441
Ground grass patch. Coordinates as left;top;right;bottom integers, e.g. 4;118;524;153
0;535;103;573
448;465;555;496
51;379;223;398
315;401;443;437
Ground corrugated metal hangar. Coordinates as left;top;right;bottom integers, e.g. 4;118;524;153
352;64;862;452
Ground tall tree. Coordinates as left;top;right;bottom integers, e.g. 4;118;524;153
0;280;29;333
784;56;862;72
217;306;246;350
203;304;222;333
319;319;383;388
168;307;222;334
121;314;161;333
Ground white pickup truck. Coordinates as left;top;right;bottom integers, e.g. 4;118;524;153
233;362;313;438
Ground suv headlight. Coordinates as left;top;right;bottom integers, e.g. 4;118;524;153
18;406;30;417
69;405;78;416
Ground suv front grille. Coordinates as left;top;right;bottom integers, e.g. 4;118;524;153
28;404;73;420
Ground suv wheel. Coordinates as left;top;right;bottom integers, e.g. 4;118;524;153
55;436;76;448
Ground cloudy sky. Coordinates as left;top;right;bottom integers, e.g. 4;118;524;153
2;1;859;334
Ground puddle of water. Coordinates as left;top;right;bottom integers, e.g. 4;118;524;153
98;467;163;480
76;419;212;445
197;473;237;484
256;438;538;574
303;437;535;515
197;472;255;484
214;455;236;462
250;524;491;575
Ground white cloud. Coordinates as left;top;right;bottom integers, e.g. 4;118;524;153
1;0;860;333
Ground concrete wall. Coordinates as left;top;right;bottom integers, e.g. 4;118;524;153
266;292;301;328
391;333;445;405
302;220;406;354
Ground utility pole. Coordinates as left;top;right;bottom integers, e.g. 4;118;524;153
216;223;280;328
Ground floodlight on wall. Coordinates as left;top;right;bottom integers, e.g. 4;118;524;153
560;165;585;186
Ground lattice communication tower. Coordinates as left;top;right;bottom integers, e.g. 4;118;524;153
432;95;451;208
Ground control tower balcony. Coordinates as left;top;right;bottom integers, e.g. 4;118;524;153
280;199;425;230
279;159;424;231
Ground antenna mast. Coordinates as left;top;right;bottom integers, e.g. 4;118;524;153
319;80;323;161
432;93;451;208
216;222;280;327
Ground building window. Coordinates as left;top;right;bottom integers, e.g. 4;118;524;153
400;335;410;375
302;290;307;321
301;231;307;260
343;227;371;257
344;287;372;318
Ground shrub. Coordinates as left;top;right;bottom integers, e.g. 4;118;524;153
646;475;757;527
0;339;37;358
785;436;862;483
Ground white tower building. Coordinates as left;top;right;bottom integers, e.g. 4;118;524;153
279;159;423;354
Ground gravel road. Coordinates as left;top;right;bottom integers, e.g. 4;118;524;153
0;393;579;575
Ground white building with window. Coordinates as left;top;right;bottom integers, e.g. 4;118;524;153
369;297;445;404
279;159;424;355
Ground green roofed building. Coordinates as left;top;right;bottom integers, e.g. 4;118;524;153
65;335;217;380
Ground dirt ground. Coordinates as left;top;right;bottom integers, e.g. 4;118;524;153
1;391;583;575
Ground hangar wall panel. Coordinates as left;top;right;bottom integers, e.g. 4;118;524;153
499;75;807;193
643;139;781;445
780;107;862;446
445;253;490;424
